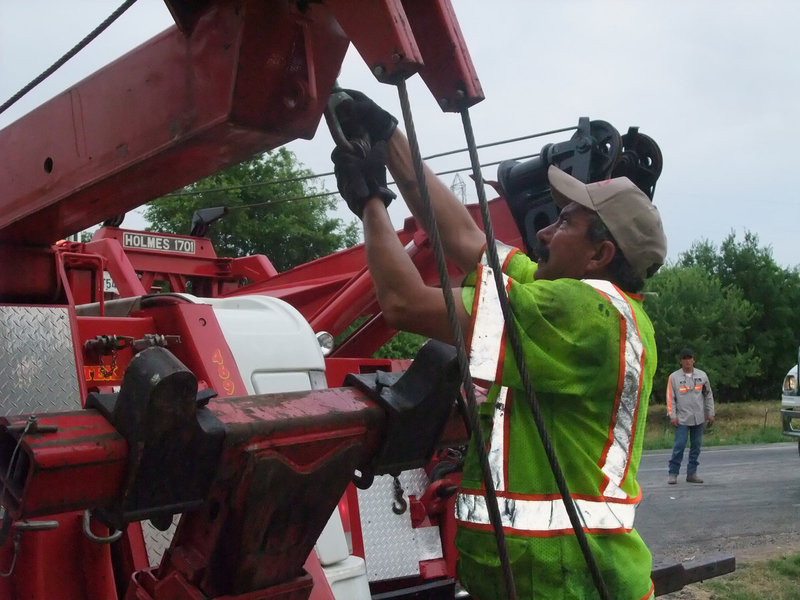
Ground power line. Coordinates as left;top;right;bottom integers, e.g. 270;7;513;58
164;129;569;198
162;129;562;200
198;151;543;212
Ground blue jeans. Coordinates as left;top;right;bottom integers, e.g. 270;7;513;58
668;424;704;476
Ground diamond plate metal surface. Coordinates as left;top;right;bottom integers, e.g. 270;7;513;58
357;469;442;581
0;306;81;413
142;516;180;567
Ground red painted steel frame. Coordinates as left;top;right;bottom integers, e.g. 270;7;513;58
0;0;485;597
0;512;119;600
0;1;349;245
0;388;382;600
89;228;279;297
0;0;481;247
79;195;521;363
232;199;524;357
0;413;127;520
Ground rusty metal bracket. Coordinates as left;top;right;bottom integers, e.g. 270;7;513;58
652;554;736;596
345;339;460;477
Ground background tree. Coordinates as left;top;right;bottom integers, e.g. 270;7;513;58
144;148;359;271
645;264;758;402
374;331;427;359
677;232;800;400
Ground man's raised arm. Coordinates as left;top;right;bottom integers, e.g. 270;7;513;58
385;129;485;273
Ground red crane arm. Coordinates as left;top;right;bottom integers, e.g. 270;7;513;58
0;0;482;247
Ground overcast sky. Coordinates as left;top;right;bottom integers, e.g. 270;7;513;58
2;1;799;268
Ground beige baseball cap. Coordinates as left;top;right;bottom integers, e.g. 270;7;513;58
547;165;667;280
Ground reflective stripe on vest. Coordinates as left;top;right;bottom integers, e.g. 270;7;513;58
487;387;510;491
665;378;674;415
456;491;637;535
479;241;516;269
584;279;645;500
459;278;645;533
469;270;509;383
469;243;517;382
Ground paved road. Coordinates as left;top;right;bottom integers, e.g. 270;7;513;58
635;441;800;566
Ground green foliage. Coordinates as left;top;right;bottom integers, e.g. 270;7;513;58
373;331;427;359
144;148;359;272
645;264;759;401
675;232;800;401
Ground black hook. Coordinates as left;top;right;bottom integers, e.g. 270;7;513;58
391;475;407;515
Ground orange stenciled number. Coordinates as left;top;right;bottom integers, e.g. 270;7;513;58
211;348;235;395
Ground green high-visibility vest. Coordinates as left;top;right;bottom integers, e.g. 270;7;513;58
456;244;655;600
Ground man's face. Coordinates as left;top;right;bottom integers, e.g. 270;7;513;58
680;356;695;371
533;202;602;281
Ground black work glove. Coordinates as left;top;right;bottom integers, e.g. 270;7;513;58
335;89;398;145
332;140;396;219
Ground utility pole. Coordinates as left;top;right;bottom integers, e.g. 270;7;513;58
450;173;467;204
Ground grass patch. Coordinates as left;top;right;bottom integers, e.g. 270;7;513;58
688;553;800;599
643;400;787;451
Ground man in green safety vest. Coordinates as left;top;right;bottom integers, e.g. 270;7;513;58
330;92;667;600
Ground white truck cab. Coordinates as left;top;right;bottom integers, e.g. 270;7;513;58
781;365;800;452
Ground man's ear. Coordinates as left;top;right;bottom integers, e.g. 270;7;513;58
586;240;616;273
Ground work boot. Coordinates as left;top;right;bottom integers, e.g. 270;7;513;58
667;474;677;485
686;474;704;484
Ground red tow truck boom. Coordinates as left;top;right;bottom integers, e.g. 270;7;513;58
0;0;482;293
0;2;486;599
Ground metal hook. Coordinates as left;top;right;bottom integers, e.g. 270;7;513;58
324;83;370;157
0;532;20;577
82;510;123;544
391;475;407;515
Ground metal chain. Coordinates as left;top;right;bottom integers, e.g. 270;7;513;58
459;107;610;599
395;79;518;600
98;349;118;378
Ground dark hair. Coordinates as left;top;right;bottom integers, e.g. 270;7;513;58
586;216;645;293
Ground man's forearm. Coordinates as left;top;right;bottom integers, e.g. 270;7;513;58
385;130;485;273
362;197;469;344
363;196;425;318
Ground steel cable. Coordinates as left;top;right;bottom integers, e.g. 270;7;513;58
0;0;140;116
459;107;611;599
395;79;518;600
